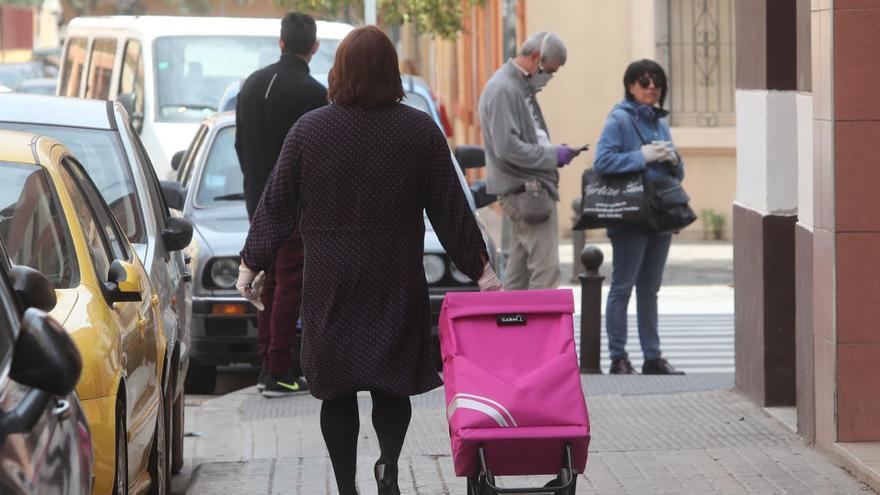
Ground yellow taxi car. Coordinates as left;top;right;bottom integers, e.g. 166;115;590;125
0;131;168;494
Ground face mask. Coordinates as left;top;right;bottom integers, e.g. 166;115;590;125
527;34;555;93
528;69;554;92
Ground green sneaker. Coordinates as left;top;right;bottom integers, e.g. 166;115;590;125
261;372;309;398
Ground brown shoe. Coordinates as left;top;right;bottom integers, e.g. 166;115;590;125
609;358;637;374
642;358;685;375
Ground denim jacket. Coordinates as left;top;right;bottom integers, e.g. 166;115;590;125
593;99;684;182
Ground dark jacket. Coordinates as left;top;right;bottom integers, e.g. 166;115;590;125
240;103;488;400
235;53;328;218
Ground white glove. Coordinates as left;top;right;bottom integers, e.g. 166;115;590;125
236;263;266;311
477;263;502;291
653;140;680;166
640;142;667;164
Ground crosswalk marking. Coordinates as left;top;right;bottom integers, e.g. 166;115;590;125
573;313;734;374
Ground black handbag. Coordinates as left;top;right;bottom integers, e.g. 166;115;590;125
573;168;657;230
575;119;697;233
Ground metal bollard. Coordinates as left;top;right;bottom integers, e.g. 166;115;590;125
571;198;585;283
579;244;604;374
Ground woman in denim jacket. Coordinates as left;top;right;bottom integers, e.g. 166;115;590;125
593;59;684;375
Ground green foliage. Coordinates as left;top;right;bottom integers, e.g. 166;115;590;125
700;208;726;240
162;0;215;15
0;0;44;6
276;0;487;38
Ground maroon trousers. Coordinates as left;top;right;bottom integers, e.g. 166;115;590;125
257;229;304;376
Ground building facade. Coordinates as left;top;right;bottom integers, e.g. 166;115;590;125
734;0;880;489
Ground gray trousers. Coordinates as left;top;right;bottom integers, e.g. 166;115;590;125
499;196;560;290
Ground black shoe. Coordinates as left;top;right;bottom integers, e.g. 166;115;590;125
374;460;400;495
261;372;309;398
609;358;637;374
642;358;685;375
256;367;269;392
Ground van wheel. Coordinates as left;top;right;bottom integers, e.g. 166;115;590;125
184;359;216;395
171;386;185;474
148;384;170;494
113;400;128;495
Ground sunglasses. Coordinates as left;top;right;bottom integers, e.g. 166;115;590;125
637;76;661;89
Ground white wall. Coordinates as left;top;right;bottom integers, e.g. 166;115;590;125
797;94;814;229
735;90;800;215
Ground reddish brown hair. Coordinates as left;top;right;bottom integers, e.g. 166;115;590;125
328;26;404;109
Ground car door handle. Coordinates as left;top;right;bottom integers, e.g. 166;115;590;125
137;315;148;335
182;271;192;283
184;255;192;264
53;399;71;421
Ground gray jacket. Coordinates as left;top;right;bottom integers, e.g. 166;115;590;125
479;61;559;199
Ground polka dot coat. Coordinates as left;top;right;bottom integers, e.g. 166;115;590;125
241;103;488;400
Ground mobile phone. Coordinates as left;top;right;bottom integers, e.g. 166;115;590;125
575;144;590;154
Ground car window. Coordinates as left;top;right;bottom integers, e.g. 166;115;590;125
85;38;117;100
57;160;113;280
60;37;88;97
0;277;14;373
0;162;77;289
119;39;145;116
179;125;208;187
196;126;243;206
62;158;130;263
0;123;146;245
125;119;169;229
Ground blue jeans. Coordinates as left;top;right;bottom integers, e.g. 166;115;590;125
605;228;672;361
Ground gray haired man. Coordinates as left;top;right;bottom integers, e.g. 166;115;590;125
479;31;576;290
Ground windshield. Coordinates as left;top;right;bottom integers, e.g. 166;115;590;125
0;123;146;245
196;126;243;206
154;35;340;123
0;162;76;288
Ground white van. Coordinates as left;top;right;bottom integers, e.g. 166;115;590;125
59;16;353;179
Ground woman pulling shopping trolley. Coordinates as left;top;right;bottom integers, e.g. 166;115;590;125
236;26;501;495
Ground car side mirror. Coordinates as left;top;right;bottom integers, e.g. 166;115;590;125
162;217;193;252
117;92;143;133
160;180;187;211
454;145;486;170
8;265;56;312
10;308;82;396
469;180;497;209
170;150;185;172
102;259;142;304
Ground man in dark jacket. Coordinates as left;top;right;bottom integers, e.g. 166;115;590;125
235;11;327;397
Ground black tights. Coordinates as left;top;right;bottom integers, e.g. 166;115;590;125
320;391;412;495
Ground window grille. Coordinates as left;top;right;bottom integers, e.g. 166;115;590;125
656;0;736;127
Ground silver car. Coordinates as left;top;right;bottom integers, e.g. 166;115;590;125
163;106;499;391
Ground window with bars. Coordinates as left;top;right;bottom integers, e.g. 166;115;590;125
655;0;736;127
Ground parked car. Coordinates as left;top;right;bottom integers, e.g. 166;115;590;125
0;240;93;494
161;100;499;389
13;78;57;95
0;93;193;476
0;61;56;91
59;15;353;179
0;130;176;494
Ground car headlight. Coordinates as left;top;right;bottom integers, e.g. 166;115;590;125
423;254;445;284
449;264;472;284
209;258;239;289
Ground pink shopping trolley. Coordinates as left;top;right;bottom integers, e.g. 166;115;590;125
439;289;590;494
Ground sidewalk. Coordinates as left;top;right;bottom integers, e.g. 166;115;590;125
177;375;873;494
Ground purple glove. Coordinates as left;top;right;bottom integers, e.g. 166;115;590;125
556;145;577;167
